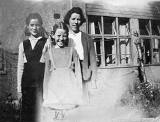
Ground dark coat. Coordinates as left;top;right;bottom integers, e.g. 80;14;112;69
69;32;97;82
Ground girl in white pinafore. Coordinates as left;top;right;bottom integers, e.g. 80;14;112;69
43;22;83;111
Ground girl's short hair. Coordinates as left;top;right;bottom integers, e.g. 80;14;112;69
52;21;69;34
51;22;69;46
64;7;86;26
24;13;46;36
26;13;43;25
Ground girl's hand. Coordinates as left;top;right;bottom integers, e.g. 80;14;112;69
17;92;22;101
48;60;53;71
47;35;52;48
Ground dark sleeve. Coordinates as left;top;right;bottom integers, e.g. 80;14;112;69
88;35;97;81
72;48;82;81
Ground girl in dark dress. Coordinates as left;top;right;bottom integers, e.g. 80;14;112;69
17;13;47;122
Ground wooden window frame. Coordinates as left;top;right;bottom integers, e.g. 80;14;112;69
87;15;132;68
139;19;160;65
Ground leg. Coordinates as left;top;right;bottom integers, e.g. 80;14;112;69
21;87;40;122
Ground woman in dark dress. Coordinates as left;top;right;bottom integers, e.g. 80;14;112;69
64;7;97;102
17;13;47;122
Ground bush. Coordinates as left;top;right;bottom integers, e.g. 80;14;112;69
121;78;160;118
0;93;21;122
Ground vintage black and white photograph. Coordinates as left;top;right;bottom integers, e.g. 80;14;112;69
1;0;160;122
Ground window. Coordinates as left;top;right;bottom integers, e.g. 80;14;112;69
139;19;150;35
152;39;160;64
152;20;160;36
139;19;160;64
88;15;132;67
88;14;160;67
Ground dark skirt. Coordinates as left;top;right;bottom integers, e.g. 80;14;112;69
21;63;44;122
21;87;43;122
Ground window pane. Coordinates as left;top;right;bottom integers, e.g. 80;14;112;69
151;20;160;36
152;39;160;63
119;38;131;64
139;19;150;35
104;39;116;65
118;18;130;35
93;38;101;66
103;17;116;34
141;39;151;64
88;15;101;34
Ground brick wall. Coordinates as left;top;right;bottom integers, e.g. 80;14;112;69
0;50;18;100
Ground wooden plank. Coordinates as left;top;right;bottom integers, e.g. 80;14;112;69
86;8;160;18
87;5;160;14
87;11;160;20
86;7;160;16
86;3;160;13
86;3;160;19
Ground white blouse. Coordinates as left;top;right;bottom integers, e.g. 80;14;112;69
69;31;84;60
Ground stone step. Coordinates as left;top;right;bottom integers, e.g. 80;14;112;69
41;105;160;122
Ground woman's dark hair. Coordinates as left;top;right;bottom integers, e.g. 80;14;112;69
24;13;45;36
51;22;69;46
64;7;86;26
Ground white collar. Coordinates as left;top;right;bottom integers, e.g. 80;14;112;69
69;31;81;36
29;36;42;49
29;36;42;42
